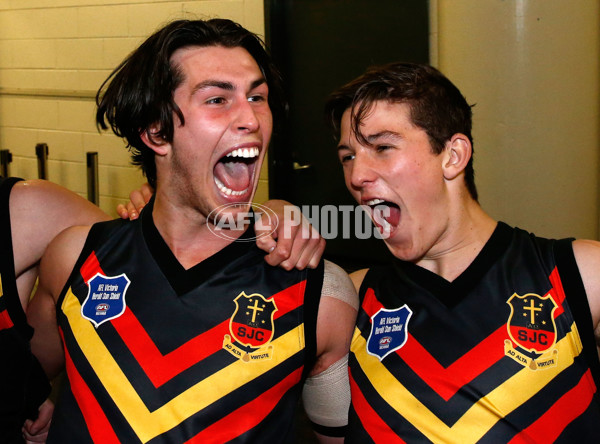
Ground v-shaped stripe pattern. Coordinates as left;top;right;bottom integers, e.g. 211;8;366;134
347;229;600;443
51;217;319;443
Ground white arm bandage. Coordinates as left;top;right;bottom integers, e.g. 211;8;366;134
322;259;359;310
302;354;350;431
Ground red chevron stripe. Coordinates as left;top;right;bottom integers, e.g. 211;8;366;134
361;288;506;400
78;252;306;387
548;267;565;318
508;369;596;443
350;373;406;443
185;367;303;443
360;267;567;401
112;310;229;387
61;328;120;443
80;251;102;282
400;327;506;401
0;309;14;330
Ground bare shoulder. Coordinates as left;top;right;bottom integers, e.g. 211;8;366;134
349;268;369;293
11;179;108;223
39;225;92;302
11;179;108;276
571;239;600;329
311;261;358;375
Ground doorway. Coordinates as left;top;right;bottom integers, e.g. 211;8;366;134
265;0;430;271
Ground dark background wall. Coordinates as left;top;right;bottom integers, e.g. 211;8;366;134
265;0;430;271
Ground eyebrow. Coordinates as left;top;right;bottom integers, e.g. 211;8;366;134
191;78;267;94
365;130;402;143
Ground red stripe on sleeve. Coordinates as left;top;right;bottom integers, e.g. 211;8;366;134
185;367;304;443
61;328;120;444
350;373;406;443
509;369;597;443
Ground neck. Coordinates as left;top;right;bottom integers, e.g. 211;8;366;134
151;196;244;270
416;200;497;282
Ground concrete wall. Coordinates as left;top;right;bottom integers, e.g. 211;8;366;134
431;0;600;240
2;1;598;240
0;0;267;216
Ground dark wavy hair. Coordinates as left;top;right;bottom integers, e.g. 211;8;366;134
96;19;285;188
324;62;477;201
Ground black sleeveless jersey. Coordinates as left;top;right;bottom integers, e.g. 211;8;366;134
348;222;600;443
0;176;50;443
49;203;324;443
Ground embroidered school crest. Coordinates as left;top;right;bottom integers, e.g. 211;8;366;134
223;292;277;362
81;272;130;328
367;305;413;360
505;293;559;370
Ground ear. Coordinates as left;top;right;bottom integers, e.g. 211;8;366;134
140;124;170;156
442;133;472;180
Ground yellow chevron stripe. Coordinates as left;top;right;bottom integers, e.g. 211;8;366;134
63;289;304;443
352;322;583;443
0;274;3;298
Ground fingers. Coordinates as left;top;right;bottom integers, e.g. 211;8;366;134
263;217;324;270
116;183;154;220
116;203;130;219
22;399;53;443
255;208;279;254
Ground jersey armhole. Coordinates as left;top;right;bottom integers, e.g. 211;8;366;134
554;238;600;388
302;260;325;380
55;221;109;310
0;177;32;337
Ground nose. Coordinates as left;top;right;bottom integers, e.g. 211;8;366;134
349;153;376;190
235;99;260;133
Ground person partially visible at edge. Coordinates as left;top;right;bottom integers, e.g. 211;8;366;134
28;18;357;443
324;62;600;443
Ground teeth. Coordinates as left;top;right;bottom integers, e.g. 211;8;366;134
365;198;385;206
226;147;259;159
215;177;249;197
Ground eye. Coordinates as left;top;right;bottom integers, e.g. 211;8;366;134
376;145;392;152
338;151;355;164
248;94;267;103
206;97;226;105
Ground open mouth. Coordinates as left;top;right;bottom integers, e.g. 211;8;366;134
214;147;260;199
364;198;400;235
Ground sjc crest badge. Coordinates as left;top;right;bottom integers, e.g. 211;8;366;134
81;272;130;328
505;293;559;369
223;292;277;362
367;305;412;360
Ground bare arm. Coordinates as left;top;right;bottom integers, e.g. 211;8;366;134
11;180;108;307
303;261;358;444
27;225;91;379
572;240;600;353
